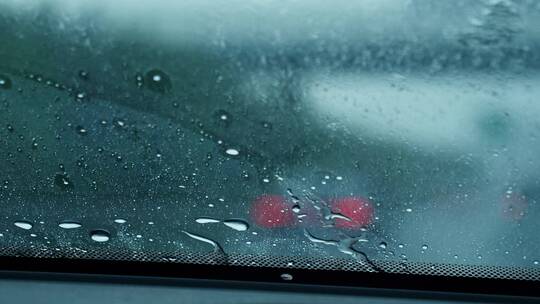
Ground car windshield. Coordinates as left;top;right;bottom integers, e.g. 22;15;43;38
1;0;540;281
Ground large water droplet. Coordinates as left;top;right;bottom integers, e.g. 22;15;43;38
195;218;221;224
223;220;249;231
183;231;222;252
303;229;337;246
90;230;110;242
14;221;33;230
225;148;239;156
59;221;82;229
280;273;293;281
304;229;379;271
114;218;127;224
326;213;352;222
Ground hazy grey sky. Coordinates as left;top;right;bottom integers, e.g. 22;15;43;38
1;0;481;46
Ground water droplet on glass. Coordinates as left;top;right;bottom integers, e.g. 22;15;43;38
76;126;88;135
78;70;89;80
114;218;127;224
405;208;413;213
304;229;337;246
59;221;82;229
114;119;126;128
378;242;387;249
144;69;172;93
54;173;74;190
90;230;110;242
421;244;428;250
398;244;405;249
223;220;249;231
534;261;539;265
183;231;222;252
292;205;301;213
14;221;33;230
195;218;220;224
0;74;12;89
135;74;144;88
280;273;293;281
214;109;231;123
75;92;86;101
225;148;239;156
262;121;272;129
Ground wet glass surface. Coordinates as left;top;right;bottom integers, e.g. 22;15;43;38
1;0;540;273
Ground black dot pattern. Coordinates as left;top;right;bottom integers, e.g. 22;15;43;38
0;244;538;281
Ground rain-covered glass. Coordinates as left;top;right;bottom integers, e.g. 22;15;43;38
1;0;540;274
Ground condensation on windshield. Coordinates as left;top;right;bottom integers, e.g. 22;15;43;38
1;0;540;271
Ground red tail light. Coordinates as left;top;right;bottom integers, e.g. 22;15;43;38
250;195;297;228
331;197;374;229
